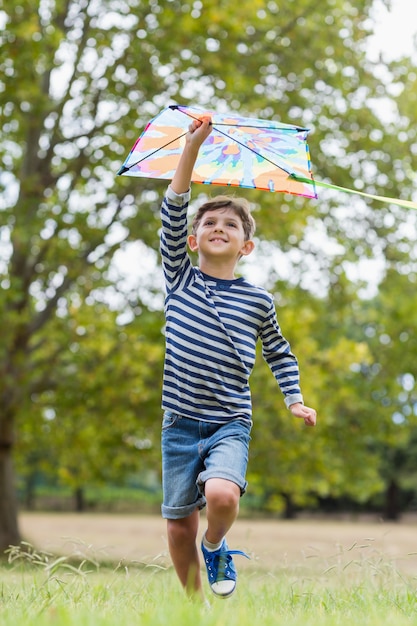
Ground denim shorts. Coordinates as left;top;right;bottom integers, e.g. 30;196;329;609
161;411;252;520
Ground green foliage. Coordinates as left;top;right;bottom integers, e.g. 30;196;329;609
15;301;165;493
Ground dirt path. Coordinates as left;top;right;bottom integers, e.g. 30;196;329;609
18;512;417;574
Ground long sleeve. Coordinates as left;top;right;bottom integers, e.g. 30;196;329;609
260;300;304;408
160;186;191;293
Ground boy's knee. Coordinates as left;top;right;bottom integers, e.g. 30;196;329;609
205;478;240;511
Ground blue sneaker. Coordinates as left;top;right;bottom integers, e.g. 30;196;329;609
201;538;250;598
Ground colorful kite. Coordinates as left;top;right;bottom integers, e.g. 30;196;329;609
118;105;317;199
118;104;417;210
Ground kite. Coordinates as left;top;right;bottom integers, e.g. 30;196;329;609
118;104;417;210
118;104;317;199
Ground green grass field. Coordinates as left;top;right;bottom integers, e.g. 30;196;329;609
1;540;417;626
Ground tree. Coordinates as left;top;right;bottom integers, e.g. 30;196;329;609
14;299;165;510
1;0;416;551
0;0;168;549
362;268;417;519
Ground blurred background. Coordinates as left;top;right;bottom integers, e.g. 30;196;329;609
1;0;417;553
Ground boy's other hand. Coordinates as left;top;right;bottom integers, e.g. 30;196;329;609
289;402;317;427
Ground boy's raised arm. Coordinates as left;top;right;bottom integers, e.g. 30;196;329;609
170;116;212;195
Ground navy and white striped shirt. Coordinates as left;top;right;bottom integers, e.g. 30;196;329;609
160;186;304;423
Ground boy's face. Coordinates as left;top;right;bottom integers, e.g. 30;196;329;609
188;207;254;262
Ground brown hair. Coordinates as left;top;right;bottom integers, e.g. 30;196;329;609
191;196;256;241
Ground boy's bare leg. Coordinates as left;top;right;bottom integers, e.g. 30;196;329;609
166;509;204;598
204;478;240;544
167;480;240;598
201;478;243;597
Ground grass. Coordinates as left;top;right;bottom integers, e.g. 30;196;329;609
1;541;416;625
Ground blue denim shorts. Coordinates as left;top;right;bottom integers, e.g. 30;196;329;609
161;411;252;520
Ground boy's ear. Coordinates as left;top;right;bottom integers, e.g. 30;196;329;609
187;234;198;251
240;240;255;257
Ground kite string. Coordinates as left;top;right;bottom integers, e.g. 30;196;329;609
120;107;416;210
291;174;417;210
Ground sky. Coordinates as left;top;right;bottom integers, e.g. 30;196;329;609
370;0;417;60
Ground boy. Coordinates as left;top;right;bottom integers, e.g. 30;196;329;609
160;116;316;600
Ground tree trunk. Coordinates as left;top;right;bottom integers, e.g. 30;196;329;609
282;493;297;519
0;442;21;555
384;478;401;521
74;487;85;512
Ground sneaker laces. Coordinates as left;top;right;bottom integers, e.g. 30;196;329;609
207;548;250;582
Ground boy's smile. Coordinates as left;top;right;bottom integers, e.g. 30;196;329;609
188;208;253;258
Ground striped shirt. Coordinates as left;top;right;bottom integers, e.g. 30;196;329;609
160;186;304;423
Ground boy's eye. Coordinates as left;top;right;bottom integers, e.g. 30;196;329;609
202;219;238;228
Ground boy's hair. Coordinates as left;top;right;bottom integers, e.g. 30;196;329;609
191;196;256;241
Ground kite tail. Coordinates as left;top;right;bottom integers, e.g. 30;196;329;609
291;174;417;210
